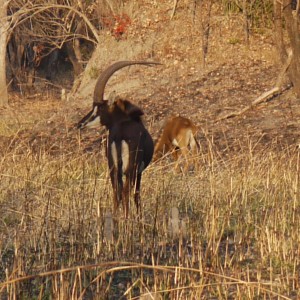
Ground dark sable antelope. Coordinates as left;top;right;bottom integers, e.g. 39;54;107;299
154;116;199;171
78;61;160;218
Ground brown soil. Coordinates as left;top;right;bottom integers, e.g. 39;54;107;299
1;1;300;156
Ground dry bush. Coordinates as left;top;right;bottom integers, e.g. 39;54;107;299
0;132;299;299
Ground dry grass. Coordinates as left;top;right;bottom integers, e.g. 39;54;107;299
0;128;299;299
1;0;298;298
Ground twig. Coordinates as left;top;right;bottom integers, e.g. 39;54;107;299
171;0;179;19
104;0;115;16
216;50;293;122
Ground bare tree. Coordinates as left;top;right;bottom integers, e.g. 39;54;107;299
190;0;213;67
0;0;10;106
200;0;213;67
0;0;100;106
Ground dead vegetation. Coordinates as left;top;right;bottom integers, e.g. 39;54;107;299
0;123;299;298
0;0;300;299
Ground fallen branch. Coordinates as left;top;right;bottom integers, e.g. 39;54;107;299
171;0;179;19
216;50;293;122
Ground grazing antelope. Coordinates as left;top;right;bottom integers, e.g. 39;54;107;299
77;61;161;218
154;116;199;171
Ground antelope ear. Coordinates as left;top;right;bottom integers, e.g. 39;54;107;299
123;100;144;118
107;90;117;105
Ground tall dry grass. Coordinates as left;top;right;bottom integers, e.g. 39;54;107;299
0;132;299;299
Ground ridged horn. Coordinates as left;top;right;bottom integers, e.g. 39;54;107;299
93;61;161;104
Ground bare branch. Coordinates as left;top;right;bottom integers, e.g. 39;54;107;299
296;0;300;15
104;0;116;15
8;2;100;44
37;4;99;43
171;0;179;19
4;0;13;9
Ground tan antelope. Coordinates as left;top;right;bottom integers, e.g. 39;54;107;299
77;61;161;218
154;115;199;171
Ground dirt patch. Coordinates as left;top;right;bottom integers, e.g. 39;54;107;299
1;1;300;155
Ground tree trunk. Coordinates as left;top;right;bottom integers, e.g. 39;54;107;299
242;0;249;44
0;0;9;106
198;0;213;68
282;0;300;96
273;0;287;62
65;41;83;77
274;0;300;97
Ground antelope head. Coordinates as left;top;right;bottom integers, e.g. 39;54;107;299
77;61;161;130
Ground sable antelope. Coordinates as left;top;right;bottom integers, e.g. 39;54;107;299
77;61;161;218
154;116;199;171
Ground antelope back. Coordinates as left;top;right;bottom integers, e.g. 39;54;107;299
77;98;144;129
154;116;198;157
112;98;144;120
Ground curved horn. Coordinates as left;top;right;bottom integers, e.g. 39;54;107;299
93;61;161;104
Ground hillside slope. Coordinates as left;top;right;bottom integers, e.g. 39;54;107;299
2;0;300;153
72;0;300;153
